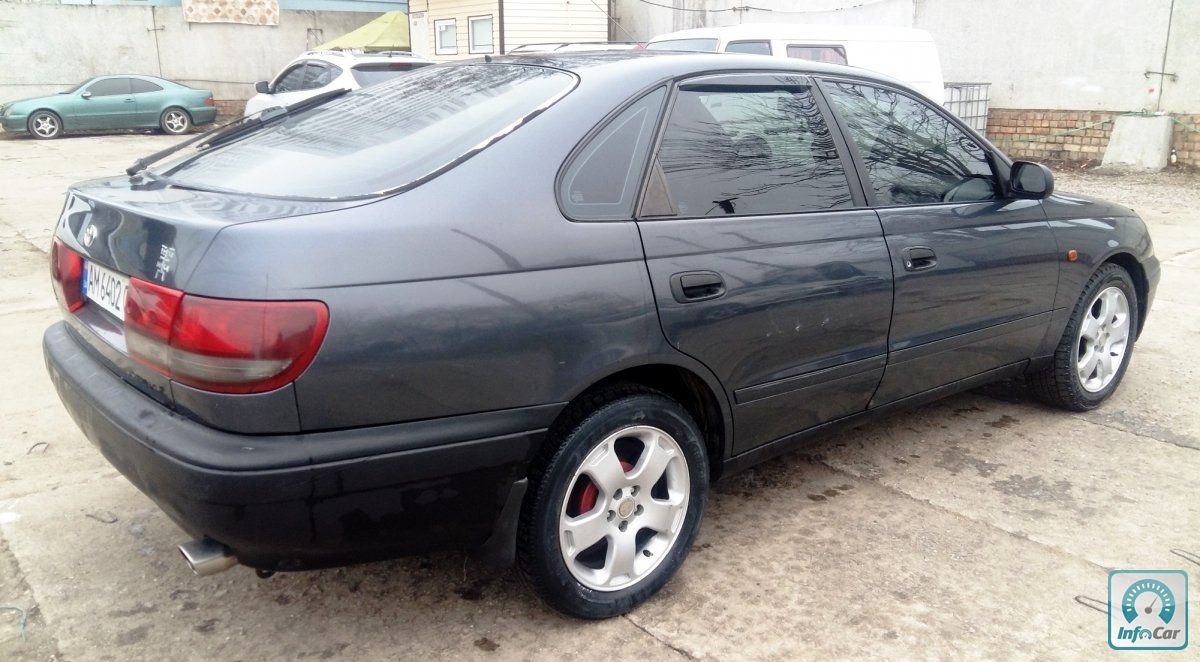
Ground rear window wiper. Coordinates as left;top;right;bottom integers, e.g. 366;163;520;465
125;88;351;177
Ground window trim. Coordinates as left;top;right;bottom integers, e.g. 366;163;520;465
814;75;1011;209
724;39;773;56
434;18;458;55
467;14;494;55
633;71;867;222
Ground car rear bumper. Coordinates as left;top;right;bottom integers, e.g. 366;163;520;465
191;107;218;125
44;321;554;571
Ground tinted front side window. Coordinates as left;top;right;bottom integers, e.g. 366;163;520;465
725;40;772;55
560;87;665;220
645;86;853;218
161;65;576;199
824;81;996;206
301;63;338;90
130;79;164;93
274;65;307;93
87;78;131;97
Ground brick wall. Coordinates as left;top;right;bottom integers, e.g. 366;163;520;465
214;99;247;124
1172;115;1200;168
986;109;1200;168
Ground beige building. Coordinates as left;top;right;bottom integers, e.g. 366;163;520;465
406;0;608;60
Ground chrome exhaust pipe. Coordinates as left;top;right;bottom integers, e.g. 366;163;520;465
178;539;237;577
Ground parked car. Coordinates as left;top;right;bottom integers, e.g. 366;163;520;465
244;50;432;116
647;23;946;102
45;52;1157;619
0;75;215;139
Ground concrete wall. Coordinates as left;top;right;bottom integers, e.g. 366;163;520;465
0;3;378;102
612;0;1198;114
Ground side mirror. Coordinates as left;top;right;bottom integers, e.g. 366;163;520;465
1010;161;1054;199
80;91;92;99
254;81;271;94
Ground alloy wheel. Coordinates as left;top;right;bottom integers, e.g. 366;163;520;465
32;114;59;138
1075;285;1130;392
164;110;188;133
558;425;690;591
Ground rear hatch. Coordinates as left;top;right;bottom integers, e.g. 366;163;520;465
51;176;357;410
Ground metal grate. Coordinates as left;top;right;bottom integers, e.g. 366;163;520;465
944;82;991;135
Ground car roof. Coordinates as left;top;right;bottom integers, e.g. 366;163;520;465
487;49;911;91
649;23;937;43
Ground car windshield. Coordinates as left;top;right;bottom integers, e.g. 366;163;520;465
158;64;576;199
646;38;719;52
61;79;91;94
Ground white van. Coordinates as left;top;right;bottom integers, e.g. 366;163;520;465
646;24;945;103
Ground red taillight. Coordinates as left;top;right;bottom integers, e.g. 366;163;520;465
205;96;215;107
125;277;329;394
50;237;84;312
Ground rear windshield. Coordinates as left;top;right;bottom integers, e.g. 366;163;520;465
159;64;575;200
350;61;431;87
646;38;719;53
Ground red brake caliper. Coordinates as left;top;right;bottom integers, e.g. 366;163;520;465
575;459;634;514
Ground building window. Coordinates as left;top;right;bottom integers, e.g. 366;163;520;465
468;15;493;54
435;19;457;55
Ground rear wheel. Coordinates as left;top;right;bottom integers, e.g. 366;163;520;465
159;107;191;135
517;385;708;618
1031;263;1138;410
28;110;62;139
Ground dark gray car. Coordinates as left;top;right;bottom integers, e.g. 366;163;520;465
44;52;1158;618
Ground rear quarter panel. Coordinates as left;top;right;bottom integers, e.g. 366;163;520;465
186;71;683;431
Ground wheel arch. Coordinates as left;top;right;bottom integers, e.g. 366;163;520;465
555;360;733;481
1100;250;1149;338
27;108;64;131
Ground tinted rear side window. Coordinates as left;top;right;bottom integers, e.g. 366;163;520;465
350;62;430;87
823;81;996;206
725;40;772;55
644;86;853;218
130;79;164;93
161;65;576;199
786;45;847;65
559;88;665;220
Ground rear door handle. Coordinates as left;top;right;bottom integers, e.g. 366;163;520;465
902;246;937;272
670;271;725;302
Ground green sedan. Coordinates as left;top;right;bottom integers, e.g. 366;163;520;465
0;75;217;139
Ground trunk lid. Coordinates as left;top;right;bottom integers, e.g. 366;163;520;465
54;175;359;411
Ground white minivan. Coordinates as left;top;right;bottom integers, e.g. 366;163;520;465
647;24;945;103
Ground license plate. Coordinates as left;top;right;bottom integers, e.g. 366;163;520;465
82;260;129;321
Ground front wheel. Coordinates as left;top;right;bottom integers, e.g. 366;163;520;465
1031;263;1139;410
159;107;191;135
28;110;62;139
517;385;709;618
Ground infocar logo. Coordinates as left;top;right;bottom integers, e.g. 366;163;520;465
1109;570;1188;650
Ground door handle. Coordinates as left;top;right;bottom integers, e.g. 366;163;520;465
124;98;135;103
670;271;725;302
902;246;938;272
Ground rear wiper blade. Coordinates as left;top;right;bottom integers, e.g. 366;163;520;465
125;88;351;177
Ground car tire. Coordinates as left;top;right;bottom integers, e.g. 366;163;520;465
159;107;192;135
517;384;709;618
1030;263;1139;411
28;110;62;139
